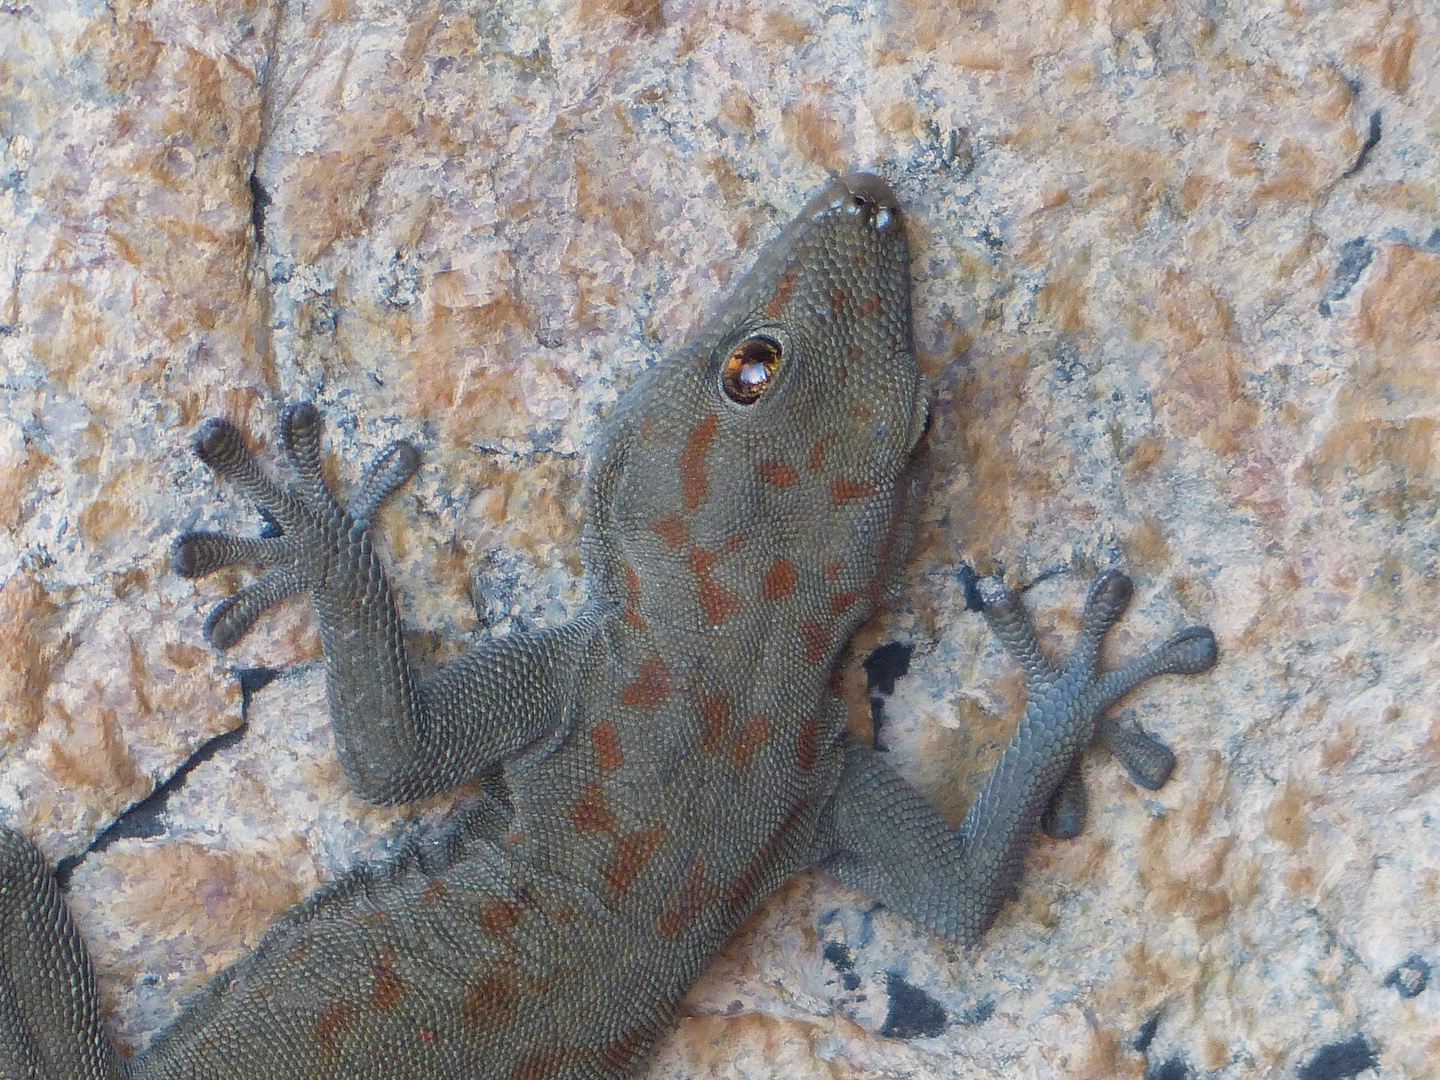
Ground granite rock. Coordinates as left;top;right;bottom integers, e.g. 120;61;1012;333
1;0;1437;1076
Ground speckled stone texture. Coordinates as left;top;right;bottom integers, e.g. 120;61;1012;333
1;0;1436;1076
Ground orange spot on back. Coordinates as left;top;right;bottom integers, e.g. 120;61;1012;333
370;958;404;1010
419;879;448;904
651;515;688;548
800;621;829;666
620;653;671;707
860;295;881;315
591;722;623;771
622;606;647;629
796;717;819;771
757;459;797;487
698;578;740;625
808;438;828;471
607;828;664;896
697;693;728;752
657;857;708;939
688;546;717;577
463;978;516;1030
762;557;796;600
315;1002;352;1054
622;563;641;593
823;562;842;580
571;781;616;834
679;413;717;512
511;1052;561;1080
831;478;876;503
831;288;847;311
599;1029;652;1072
731;714;772;769
480;899;523;936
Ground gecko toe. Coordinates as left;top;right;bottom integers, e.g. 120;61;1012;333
1099;716;1176;790
1152;627;1218;675
193;417;250;473
1041;767;1087;839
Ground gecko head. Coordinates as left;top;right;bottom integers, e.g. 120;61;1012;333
588;173;927;644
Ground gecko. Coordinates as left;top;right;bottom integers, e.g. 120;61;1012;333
0;173;1217;1079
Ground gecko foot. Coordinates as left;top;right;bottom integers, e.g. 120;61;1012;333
977;569;1217;839
171;404;420;649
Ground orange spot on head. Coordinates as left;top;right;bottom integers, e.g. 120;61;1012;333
679;413;717;512
697;693;728;752
808;438;828;471
622;563;641;593
463;978;516;1030
731;714;772;769
796;717;819;771
698;578;740;625
688;546;717;577
591;722;623;771
419;879;448;904
371;959;405;1010
800;621;829;666
823;562;841;580
830;591;857;615
757;459;797;487
571;781;616;833
765;269;796;317
620;653;671;707
607;828;665;896
724;532;746;552
622;606;647;630
315;1002;352;1054
831;478;876;504
860;295;881;315
651;515;688;548
480;899;523;936
762;558;797;600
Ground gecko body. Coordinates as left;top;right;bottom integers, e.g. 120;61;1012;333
0;174;1216;1079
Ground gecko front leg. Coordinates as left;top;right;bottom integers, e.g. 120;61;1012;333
813;570;1218;944
172;404;603;804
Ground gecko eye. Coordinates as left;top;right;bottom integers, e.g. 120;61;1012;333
721;335;783;405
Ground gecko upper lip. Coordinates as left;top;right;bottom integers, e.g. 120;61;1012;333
837;172;898;210
825;172;901;232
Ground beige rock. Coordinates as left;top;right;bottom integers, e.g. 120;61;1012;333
1;0;1437;1076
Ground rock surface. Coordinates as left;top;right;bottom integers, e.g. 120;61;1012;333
2;0;1437;1076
